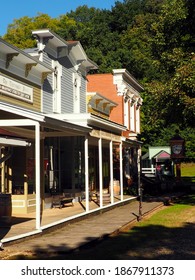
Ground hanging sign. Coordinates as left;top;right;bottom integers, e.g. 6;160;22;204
170;132;185;159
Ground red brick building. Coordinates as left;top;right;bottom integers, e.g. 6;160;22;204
87;69;143;140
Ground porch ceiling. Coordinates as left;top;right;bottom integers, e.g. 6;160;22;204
0;102;92;140
0;121;90;140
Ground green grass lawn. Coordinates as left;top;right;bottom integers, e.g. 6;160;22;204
181;162;195;177
180;162;195;184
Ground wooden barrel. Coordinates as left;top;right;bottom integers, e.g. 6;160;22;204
0;194;12;223
97;193;111;204
113;180;120;195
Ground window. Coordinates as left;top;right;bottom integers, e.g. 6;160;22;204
136;106;140;133
130;103;135;132
52;61;62;113
73;72;81;113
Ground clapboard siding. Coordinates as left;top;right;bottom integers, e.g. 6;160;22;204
42;53;53;113
42;53;87;114
42;76;53;113
80;75;87;113
60;56;74;113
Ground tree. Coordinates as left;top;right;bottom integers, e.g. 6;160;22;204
2;0;194;158
3;14;60;48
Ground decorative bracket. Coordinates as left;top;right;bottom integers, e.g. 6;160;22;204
6;53;19;68
95;98;103;107
136;97;143;109
116;84;127;96
25;63;37;77
102;102;110;111
42;72;52;83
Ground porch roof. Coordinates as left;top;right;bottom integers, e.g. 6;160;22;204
153;150;171;160
49;112;127;134
0;101;92;139
122;137;143;147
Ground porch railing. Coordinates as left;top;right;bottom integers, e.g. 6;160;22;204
141;167;156;175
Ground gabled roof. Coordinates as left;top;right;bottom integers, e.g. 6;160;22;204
142;151;149;160
32;29;69;48
68;41;98;70
148;146;171;159
142;146;170;160
153;150;171;159
32;29;98;71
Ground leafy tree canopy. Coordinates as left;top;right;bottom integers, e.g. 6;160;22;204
2;0;195;159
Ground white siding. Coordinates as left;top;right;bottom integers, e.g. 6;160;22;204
42;53;88;114
42;53;53;113
60;57;74;113
80;75;87;113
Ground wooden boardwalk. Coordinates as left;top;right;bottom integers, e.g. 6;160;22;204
0;195;134;243
0;198;165;259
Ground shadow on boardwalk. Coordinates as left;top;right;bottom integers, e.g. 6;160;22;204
10;220;195;260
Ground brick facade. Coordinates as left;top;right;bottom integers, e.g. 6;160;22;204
87;73;124;125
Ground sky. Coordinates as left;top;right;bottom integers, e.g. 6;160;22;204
1;0;121;36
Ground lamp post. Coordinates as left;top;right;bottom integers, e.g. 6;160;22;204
137;144;143;221
138;182;143;221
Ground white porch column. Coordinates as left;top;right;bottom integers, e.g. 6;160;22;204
119;142;124;201
84;136;89;212
1;149;5;193
35;122;41;230
0;119;41;230
98;138;103;207
109;140;114;204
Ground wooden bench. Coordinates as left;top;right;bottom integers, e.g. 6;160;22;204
52;193;74;208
